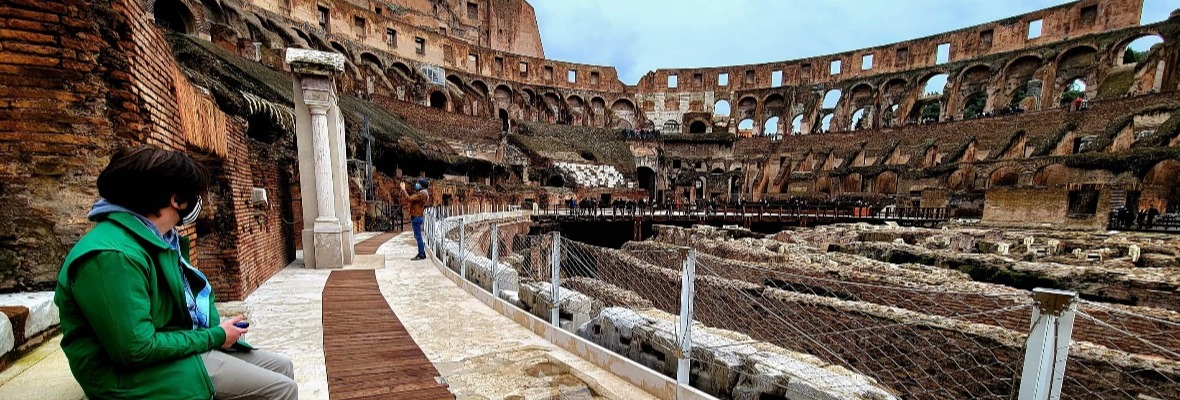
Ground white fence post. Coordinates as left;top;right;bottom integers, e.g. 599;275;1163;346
550;232;562;327
423;210;432;256
459;217;467;279
490;224;500;297
1017;288;1079;400
676;248;697;386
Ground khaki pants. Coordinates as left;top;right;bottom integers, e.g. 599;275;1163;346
201;350;298;400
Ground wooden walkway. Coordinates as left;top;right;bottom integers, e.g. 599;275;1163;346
322;270;454;400
355;232;399;255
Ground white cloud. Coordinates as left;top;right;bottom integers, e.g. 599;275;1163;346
532;0;1176;84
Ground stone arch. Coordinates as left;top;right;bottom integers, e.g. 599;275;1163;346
662;119;681;133
791;114;804;135
1032;164;1072;187
1055;46;1099;105
842;173;863;193
848;83;875;107
545;175;565;188
494;84;513;108
763;93;786;115
429;90;448;110
689;120;708;133
1113;33;1166;66
821;89;841;109
918;72;950;97
329;41;353;62
818;113;834;133
714;99;731;117
737;118;755;137
955;64;993;117
154;0;197;34
637;166;657;194
360;52;383;69
988;165;1023;188
764;116;780;138
541;92;563;123
566;95;587;125
470;80;489;97
850;107;871;130
737;96;758;120
948;168;976;191
876;171;898;194
446;74;465;89
611;98;636;128
1001;55;1043;108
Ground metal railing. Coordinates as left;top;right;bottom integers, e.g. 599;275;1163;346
423;207;1180;400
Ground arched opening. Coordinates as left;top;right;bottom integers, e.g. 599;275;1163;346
494;85;513;106
921;74;949;96
1002;56;1043;109
154;0;196;34
662;119;680;133
1143;160;1180;213
1055;46;1098;105
737;119;755;137
737;97;757;120
689;120;708;133
545;175;565;188
882;104;900;127
498;109;510;132
1032;164;1071;187
1060;79;1087;107
1118;35;1165;65
822;89;841;109
842;173;863;193
714;99;731;117
876;172;898;194
850;107;870;130
791;115;804;135
763;116;780;138
566;95;586;124
962;92;987;119
471;80;489;97
819;114;834;133
360;53;383;69
948;169;976;191
637;167;657;194
989;167;1022;188
429;91;448;110
611;98;636;127
911;100;941;124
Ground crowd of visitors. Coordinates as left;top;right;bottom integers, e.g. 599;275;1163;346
621;128;662;140
1112;206;1163;230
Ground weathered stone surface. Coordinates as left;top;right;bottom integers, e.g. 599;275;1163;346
0;292;58;338
283;48;345;75
0;312;13;357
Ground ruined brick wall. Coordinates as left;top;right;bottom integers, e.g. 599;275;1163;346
983;187;1111;229
0;0;296;298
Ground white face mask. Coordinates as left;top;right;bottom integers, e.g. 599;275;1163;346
179;196;202;226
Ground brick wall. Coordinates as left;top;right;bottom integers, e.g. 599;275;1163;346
983;187;1110;229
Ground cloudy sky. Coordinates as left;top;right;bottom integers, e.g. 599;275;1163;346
531;0;1175;84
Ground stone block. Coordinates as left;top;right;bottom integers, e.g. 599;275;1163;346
0;312;13;357
0;292;58;338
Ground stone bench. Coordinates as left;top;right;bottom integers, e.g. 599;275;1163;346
0;292;60;371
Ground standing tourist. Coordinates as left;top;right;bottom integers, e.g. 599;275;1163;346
402;178;431;260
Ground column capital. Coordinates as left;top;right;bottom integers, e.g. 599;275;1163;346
285;48;345;77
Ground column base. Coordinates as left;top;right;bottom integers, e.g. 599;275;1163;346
313;222;345;269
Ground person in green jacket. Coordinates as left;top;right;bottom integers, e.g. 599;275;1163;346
54;146;298;399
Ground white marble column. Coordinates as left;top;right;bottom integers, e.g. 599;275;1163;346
286;48;350;269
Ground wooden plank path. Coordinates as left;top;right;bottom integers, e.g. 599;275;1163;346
322;269;455;400
354;232;399;256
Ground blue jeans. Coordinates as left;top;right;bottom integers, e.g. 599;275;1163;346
411;217;425;257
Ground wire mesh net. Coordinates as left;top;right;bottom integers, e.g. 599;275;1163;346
1057;300;1180;399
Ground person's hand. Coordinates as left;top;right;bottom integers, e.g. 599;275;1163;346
399;181;406;190
218;316;248;349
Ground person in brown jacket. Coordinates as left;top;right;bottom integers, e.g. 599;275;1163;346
401;178;431;260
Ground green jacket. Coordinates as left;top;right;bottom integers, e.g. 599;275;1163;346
54;212;231;399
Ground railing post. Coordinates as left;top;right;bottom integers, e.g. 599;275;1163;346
550;232;562;327
676;248;697;386
1017;288;1079;400
490;224;500;297
459;217;467;279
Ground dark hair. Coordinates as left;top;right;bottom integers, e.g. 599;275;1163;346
417;178;429;189
97;145;210;216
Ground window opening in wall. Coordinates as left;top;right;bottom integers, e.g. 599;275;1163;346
1080;5;1098;26
468;53;479;69
801;63;812;76
415;37;426;54
772;70;782;86
718;72;729;86
714;99;731;116
375;7;382;15
744;70;754;84
895;47;909;66
830;60;842;75
590;71;600;85
980;29;993;48
544;65;554;80
568;69;577;83
1027;19;1042;39
493;56;503;73
1067;185;1100;217
440;27;447;36
936;43;950;64
353;16;366;37
519;61;528;77
1121;35;1165;65
693;73;703;87
663;120;680;133
822;89;841;109
442;44;453;62
317;6;330;32
791;115;803;134
467;2;479;20
673;160;682;169
861;54;874;70
386;28;397;46
668;74;678;88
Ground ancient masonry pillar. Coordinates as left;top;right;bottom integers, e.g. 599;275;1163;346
286;48;352;269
